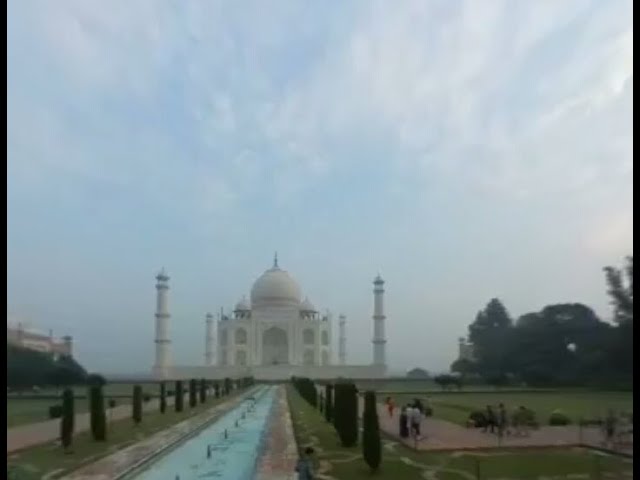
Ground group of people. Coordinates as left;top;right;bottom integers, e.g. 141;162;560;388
390;397;427;441
473;404;533;437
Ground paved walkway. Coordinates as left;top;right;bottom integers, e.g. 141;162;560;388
7;394;186;453
376;404;633;456
61;389;255;479
256;386;298;480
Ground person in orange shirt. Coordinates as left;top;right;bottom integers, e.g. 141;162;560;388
386;396;395;417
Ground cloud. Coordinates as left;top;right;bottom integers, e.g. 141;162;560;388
7;0;633;372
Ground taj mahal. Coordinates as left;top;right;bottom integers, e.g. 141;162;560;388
152;255;388;380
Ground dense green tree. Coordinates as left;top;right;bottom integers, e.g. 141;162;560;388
7;345;87;389
468;298;513;375
604;256;633;325
362;391;381;472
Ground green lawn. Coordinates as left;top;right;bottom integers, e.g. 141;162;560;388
7;391;239;480
288;387;632;479
7;383;161;427
391;391;633;426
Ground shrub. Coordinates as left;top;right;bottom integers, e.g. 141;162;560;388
175;381;184;412
60;388;74;450
108;399;117;409
143;394;151;403
159;383;166;413
224;377;232;395
362;391;381;471
214;382;220;398
424;405;434;417
189;379;197;408
468;410;487;428
549;410;571;426
292;377;317;407
49;405;63;419
324;384;333;423
86;373;106;387
89;385;107;441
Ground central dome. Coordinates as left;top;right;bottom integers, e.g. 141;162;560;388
250;259;302;307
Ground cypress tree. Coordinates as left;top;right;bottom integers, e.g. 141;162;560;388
132;385;143;424
332;383;342;433
159;382;166;413
325;384;333;423
199;379;206;403
60;388;74;451
175;380;184;412
189;379;197;408
362;390;382;471
89;385;107;441
336;382;358;447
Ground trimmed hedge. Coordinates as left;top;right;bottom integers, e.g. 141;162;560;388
60;388;74;450
132;385;142;424
362;390;381;472
89;385;107;441
159;382;166;413
175;381;184;412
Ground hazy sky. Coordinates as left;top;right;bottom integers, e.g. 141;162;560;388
7;0;633;374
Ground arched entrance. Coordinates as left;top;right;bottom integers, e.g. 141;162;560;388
262;327;288;365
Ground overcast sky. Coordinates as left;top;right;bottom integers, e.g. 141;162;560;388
7;0;633;374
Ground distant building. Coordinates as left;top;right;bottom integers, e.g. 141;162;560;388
457;337;475;362
7;320;73;359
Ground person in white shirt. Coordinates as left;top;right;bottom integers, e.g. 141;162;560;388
409;404;423;440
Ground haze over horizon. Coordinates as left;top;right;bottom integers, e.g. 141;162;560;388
7;0;633;375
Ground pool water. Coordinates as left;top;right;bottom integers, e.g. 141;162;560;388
128;385;275;480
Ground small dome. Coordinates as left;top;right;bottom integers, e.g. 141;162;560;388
234;296;250;312
250;262;301;308
301;297;316;312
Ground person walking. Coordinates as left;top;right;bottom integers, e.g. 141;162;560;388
483;405;497;434
294;447;315;480
386;396;395;418
498;403;509;437
410;402;423;441
399;404;409;438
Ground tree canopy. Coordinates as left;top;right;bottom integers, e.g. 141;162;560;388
458;256;633;389
7;344;87;388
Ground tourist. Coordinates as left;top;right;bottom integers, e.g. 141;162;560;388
604;410;617;446
498;403;508;437
399;405;409;438
386;396;395;418
410;402;423;440
483;405;497;434
294;447;315;480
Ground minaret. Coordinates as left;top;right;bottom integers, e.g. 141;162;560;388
205;312;215;366
153;268;171;379
372;274;387;367
338;314;347;365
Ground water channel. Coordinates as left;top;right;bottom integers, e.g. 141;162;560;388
126;385;275;480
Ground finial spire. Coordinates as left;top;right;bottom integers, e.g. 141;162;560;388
273;251;279;268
